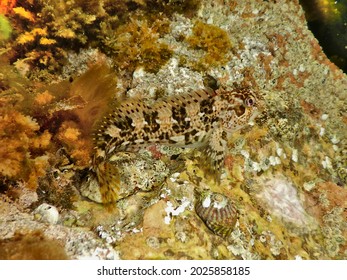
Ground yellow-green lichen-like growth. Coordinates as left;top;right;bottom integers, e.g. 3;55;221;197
0;15;12;42
103;18;172;74
186;21;232;70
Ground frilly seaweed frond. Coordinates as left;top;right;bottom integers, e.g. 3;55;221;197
3;0;200;78
0;106;51;189
0;61;117;193
100;17;172;73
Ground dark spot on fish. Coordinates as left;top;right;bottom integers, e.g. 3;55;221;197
125;116;133;126
190;128;197;134
184;121;190;129
184;132;191;143
143;111;159;131
128;133;137;142
172;106;189;130
216;150;224;157
172;124;182;133
211;116;219;123
172;106;186;120
114;121;126;130
200;99;214;115
163;132;170;140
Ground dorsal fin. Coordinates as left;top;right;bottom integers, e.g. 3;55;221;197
163;88;213;107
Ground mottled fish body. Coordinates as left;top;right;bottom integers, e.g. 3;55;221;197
93;88;263;204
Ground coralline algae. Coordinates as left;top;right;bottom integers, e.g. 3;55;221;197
253;175;315;229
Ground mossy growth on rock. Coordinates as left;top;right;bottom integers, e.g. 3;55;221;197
100;17;173;73
185;20;232;71
2;0;200;78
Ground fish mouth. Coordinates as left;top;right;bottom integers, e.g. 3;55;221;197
248;108;261;124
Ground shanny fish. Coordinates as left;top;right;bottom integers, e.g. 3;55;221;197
92;87;264;204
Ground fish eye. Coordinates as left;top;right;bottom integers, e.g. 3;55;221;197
245;97;255;107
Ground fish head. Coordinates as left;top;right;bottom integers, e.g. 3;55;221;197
217;88;264;132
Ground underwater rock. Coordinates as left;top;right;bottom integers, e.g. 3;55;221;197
0;230;69;260
80;151;169;203
0;0;346;260
0;199;119;259
195;191;237;238
143;200;173;238
252;175;316;230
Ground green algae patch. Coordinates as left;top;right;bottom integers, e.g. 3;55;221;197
0;15;12;42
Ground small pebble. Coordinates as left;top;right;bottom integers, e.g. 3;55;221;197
34;203;59;225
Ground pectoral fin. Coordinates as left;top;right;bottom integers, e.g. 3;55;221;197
199;126;227;183
95;161;121;205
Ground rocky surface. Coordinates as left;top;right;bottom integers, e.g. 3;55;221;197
0;0;346;259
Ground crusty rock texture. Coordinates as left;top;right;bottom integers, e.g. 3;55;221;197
0;0;345;259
